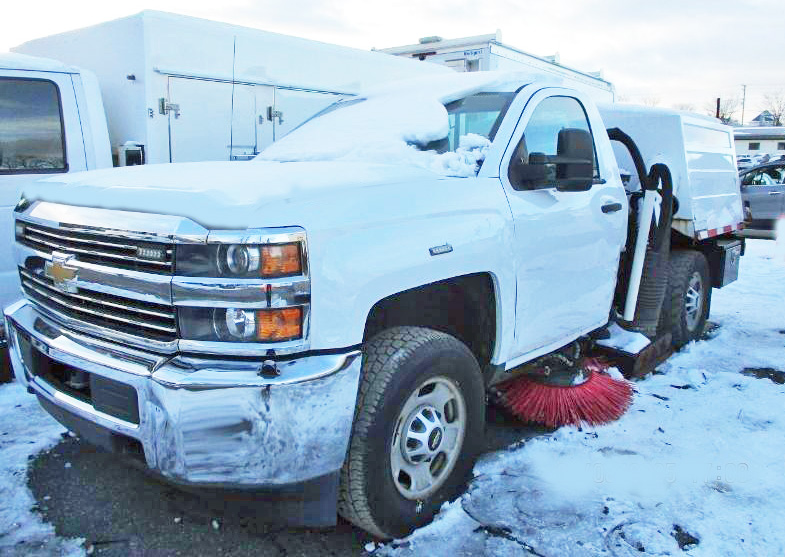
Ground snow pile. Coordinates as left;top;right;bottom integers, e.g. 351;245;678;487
258;72;525;177
428;134;491;177
0;382;84;556
379;239;785;556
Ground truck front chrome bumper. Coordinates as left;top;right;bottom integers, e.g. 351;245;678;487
4;300;362;489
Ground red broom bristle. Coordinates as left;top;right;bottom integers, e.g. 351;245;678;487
498;358;634;428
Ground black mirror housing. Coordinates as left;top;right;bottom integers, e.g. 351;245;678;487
554;128;594;192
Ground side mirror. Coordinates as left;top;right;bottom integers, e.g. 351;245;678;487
554;128;594;192
514;152;549;184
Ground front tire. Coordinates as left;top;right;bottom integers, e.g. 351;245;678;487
659;250;711;348
338;327;485;539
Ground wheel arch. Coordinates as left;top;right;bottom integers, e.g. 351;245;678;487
362;273;500;377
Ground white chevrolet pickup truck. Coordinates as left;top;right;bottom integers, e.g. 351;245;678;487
4;72;743;539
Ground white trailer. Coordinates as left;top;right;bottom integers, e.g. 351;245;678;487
13;11;448;165
379;32;614;103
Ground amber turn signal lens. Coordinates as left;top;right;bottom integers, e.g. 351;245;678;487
261;243;301;277
257;307;303;341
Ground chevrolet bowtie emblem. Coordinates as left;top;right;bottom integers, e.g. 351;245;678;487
45;252;78;293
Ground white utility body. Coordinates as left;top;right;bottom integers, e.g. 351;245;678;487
5;72;744;539
601;105;743;240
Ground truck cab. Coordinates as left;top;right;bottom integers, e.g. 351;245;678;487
0;53;111;362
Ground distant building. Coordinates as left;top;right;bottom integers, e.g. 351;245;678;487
748;110;776;127
734;126;785;156
378;32;614;102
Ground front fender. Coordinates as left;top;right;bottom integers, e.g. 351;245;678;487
305;176;516;362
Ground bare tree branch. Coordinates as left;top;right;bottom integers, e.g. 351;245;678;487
672;102;696;112
705;97;740;124
762;91;785;126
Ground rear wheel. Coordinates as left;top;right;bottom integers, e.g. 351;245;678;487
659;250;711;348
338;326;485;539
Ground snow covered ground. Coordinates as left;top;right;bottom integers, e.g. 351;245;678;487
0;384;82;555
0;238;782;556
376;237;785;556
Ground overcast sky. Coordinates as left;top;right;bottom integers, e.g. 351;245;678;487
2;0;782;123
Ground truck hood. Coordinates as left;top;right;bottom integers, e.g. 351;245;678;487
23;161;444;230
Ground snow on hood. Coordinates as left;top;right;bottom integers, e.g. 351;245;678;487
21;160;441;230
258;71;527;177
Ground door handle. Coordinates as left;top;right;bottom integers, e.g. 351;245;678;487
768;191;783;195
601;202;623;213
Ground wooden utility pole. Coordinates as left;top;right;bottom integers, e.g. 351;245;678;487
741;85;747;125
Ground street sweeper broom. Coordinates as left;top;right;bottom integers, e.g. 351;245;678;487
496;129;674;427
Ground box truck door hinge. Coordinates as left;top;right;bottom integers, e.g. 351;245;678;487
267;106;283;125
159;98;181;118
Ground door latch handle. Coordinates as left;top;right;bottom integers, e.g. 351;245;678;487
768;191;783;195
601;202;623;213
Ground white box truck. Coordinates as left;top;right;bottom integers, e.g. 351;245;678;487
380;32;615;103
13;10;449;165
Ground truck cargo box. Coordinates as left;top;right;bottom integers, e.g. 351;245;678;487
599;105;743;240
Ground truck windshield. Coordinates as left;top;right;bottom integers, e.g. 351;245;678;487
257;90;516;177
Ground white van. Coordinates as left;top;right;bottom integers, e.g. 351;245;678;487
0;53;111;374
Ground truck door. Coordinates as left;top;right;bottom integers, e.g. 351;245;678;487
500;89;627;358
0;71;86;314
167;77;274;162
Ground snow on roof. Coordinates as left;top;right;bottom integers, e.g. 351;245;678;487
734;126;785;139
0;52;79;73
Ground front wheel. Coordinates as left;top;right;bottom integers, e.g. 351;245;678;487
659;250;711;348
338;327;485;539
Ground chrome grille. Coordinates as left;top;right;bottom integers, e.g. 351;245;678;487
19;267;177;342
19;222;173;274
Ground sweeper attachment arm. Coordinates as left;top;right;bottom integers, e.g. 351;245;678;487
497;129;675;427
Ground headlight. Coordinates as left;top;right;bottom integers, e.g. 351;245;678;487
175;228;308;345
176;242;303;278
178;307;304;342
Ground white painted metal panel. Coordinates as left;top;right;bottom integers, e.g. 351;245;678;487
499;87;627;358
599;104;742;238
168;78;274;163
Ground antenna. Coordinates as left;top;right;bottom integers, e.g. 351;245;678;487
229;36;237;160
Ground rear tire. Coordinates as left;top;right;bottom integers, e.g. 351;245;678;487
337;326;485;539
658;250;711;348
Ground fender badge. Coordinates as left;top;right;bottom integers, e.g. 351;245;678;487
429;243;453;256
45;252;78;293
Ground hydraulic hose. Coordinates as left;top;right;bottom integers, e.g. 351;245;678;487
606;128;674;336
